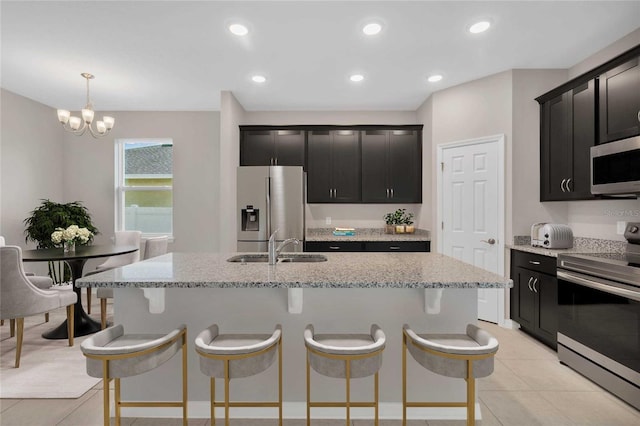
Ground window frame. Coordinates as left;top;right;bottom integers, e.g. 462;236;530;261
115;138;174;239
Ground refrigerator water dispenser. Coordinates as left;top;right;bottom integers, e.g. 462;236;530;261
241;206;260;231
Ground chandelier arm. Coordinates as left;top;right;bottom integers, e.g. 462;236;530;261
87;124;111;138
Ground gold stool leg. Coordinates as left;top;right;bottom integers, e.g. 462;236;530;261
102;360;110;426
345;359;351;426
278;338;283;426
224;359;230;426
182;333;188;426
306;350;311;426
467;360;475;426
374;371;379;426
402;333;407;426
211;377;216;426
115;378;121;426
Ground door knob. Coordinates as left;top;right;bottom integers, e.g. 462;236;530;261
481;238;496;245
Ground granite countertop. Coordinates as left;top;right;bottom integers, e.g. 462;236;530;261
508;236;626;258
306;227;430;242
76;252;511;289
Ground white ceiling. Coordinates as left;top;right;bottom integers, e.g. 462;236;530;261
2;1;639;112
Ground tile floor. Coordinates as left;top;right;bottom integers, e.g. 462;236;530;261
1;297;639;425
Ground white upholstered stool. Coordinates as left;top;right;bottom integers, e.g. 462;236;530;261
195;324;282;426
80;324;188;426
304;324;386;426
402;323;499;426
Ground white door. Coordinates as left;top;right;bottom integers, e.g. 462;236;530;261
438;135;505;324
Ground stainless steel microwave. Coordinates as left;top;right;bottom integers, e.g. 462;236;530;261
591;135;640;196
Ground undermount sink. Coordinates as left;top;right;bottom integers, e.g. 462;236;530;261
226;254;327;263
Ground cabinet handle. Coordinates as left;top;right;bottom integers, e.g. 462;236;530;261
329;246;341;250
390;188;394;198
560;179;567;192
274;157;278;165
527;277;534;291
389;246;401;250
566;178;572;192
334;189;337;198
386;188;390;198
533;278;539;293
528;260;541;265
329;189;333;198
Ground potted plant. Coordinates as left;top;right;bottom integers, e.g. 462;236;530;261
24;199;99;283
383;208;415;234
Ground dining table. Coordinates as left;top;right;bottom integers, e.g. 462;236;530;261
21;244;139;339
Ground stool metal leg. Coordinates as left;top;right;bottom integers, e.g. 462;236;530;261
211;378;216;426
182;332;188;426
306;350;311;426
402;332;407;426
374;371;379;426
102;360;110;426
467;360;475;426
224;359;230;426
345;359;351;426
278;337;283;426
115;378;121;426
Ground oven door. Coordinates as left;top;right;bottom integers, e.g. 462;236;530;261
557;270;640;378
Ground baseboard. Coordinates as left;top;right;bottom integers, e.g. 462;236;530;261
120;401;482;420
501;319;520;330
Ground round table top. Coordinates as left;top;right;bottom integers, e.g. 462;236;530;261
21;244;139;262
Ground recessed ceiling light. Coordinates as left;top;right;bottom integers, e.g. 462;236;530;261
363;23;382;36
229;23;249;36
427;74;443;83
350;74;364;82
469;21;491;34
252;75;266;83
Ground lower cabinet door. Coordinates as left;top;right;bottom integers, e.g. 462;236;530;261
535;272;559;347
512;266;537;330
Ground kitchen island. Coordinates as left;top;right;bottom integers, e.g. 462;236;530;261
77;252;511;421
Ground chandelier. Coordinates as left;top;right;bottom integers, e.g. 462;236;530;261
56;73;115;138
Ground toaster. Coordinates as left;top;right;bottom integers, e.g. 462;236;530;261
531;223;573;249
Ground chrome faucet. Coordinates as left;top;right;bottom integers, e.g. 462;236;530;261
268;230;300;264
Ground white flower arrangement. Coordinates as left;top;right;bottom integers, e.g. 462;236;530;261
51;225;93;245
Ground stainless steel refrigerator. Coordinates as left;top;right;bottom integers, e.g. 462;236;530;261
237;166;305;252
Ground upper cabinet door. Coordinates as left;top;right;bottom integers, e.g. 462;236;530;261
361;130;389;202
570;80;596;199
388;130;421;203
307;131;333;202
240;131;275;166
274;130;305;167
331;130;361;203
599;56;640;144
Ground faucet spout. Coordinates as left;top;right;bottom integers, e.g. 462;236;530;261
268;231;300;265
277;238;300;256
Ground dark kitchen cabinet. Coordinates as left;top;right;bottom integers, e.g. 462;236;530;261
305;240;430;252
599;56;640;144
307;130;360;203
361;129;422;203
539;80;596;201
240;129;305;168
510;250;558;349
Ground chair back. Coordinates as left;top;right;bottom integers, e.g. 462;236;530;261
0;246;57;319
95;231;142;270
143;236;169;260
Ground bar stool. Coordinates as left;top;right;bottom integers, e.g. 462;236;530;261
402;323;499;426
304;324;386;426
80;324;188;426
195;324;282;426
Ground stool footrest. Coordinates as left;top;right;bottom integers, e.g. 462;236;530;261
405;401;467;408
212;401;280;408
309;402;377;408
119;401;185;408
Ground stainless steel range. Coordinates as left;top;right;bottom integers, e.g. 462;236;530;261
557;222;640;410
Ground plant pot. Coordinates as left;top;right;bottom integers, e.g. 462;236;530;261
405;225;415;234
384;225;395;234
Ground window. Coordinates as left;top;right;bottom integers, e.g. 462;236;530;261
116;139;173;237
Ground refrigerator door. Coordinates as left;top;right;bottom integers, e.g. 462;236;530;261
237;166;269;246
269;166;304;253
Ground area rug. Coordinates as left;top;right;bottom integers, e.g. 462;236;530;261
0;307;101;398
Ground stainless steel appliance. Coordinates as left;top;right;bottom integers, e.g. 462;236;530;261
556;222;640;409
237;166;304;252
591;135;640;196
531;223;573;248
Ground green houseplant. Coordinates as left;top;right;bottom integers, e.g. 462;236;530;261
24;199;99;282
383;208;415;234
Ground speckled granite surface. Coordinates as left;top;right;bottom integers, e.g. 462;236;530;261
76;252;510;289
306;227;430;242
508;236;626;258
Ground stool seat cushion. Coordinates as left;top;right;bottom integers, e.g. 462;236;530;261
81;324;185;379
404;324;498;379
305;324;385;379
195;324;281;379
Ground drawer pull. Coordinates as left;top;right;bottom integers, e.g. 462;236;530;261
329;246;341;250
528;261;541;265
389;246;401;250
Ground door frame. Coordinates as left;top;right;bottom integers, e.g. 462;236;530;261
436;134;506;325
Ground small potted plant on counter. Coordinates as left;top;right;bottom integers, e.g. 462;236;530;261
383;209;415;234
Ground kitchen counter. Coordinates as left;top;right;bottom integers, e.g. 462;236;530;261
305;227;430;242
76;252;509;289
508;236;626;258
77;252;509;421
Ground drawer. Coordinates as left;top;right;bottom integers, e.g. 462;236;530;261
364;241;430;252
305;241;364;252
511;250;556;275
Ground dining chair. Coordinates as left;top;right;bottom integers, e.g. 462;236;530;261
0;245;77;368
97;235;168;328
84;231;141;314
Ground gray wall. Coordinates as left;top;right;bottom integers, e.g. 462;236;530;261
1;90;64;274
